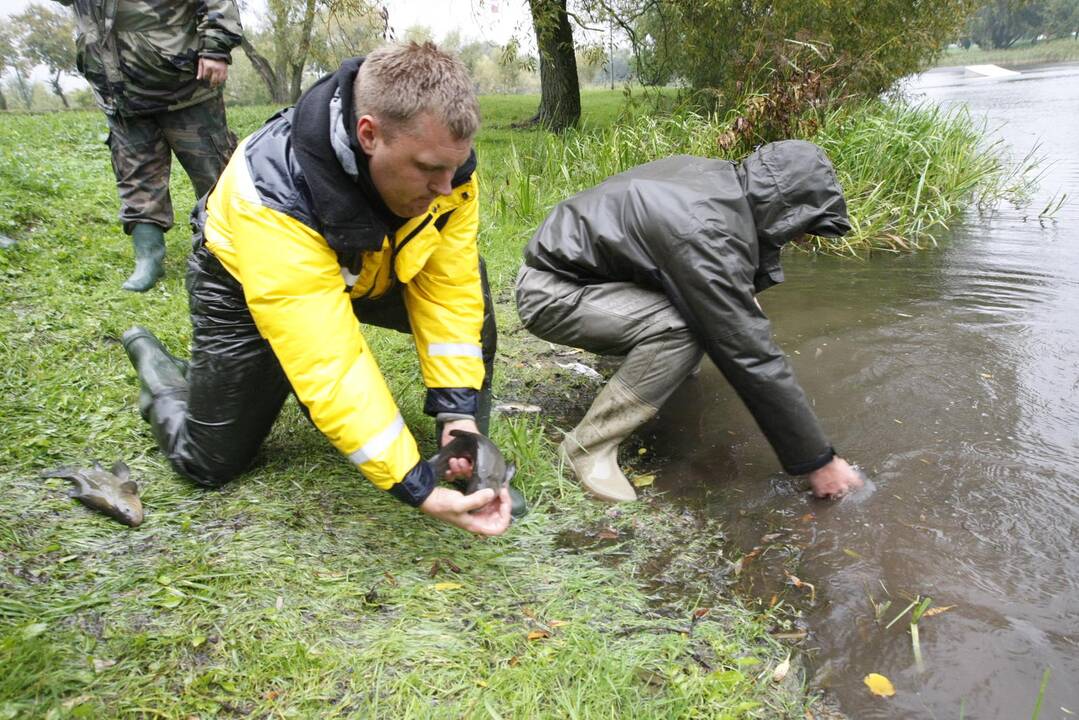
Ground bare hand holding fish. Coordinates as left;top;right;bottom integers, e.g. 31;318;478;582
423;428;522;533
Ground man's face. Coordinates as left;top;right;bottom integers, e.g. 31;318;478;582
357;111;473;219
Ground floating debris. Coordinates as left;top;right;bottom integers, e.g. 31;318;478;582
494;402;542;414
555;361;603;381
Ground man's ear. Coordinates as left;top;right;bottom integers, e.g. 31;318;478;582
356;114;378;154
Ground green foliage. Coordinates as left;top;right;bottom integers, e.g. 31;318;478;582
811;102;1037;254
968;0;1048;48
1044;0;1079;37
0;25;16;75
11;3;77;107
965;0;1079;49
482;95;1035;256
633;0;977;121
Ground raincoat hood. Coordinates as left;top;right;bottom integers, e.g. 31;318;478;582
739;140;851;292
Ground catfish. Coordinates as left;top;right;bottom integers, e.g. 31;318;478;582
429;430;516;496
41;461;144;527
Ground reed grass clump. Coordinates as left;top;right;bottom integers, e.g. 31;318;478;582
491;99;1034;256
813;102;1036;254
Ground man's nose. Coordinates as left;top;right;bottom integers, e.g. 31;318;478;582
429;170;453;197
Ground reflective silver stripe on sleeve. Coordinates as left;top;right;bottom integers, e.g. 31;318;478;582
340;266;359;287
427;343;483;358
348;413;406;465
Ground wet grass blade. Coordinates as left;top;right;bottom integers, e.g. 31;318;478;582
1031;667;1051;720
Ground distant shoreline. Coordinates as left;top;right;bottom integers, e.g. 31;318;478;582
933;37;1079;68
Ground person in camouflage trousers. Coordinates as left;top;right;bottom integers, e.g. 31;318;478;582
55;0;243;291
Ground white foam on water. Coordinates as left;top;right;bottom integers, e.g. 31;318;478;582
965;63;1022;78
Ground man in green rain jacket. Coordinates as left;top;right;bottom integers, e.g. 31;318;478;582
56;0;243;291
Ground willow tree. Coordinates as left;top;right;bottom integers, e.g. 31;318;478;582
0;26;15;111
635;0;980;103
14;3;77;109
242;0;386;104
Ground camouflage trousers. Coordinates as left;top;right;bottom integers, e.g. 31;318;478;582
105;94;237;234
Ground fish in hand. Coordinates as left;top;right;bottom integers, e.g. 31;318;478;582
429;430;516;495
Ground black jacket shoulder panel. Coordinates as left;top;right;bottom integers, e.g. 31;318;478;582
243;109;321;232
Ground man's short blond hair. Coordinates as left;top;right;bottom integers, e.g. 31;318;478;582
354;41;480;140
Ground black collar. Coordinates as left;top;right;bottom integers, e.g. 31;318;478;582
292;57;398;259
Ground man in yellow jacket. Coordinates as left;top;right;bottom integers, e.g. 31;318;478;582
121;42;511;536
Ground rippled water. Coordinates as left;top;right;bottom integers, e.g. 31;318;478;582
642;63;1079;719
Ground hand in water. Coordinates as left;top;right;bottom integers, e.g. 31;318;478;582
420;486;512;536
808;456;864;499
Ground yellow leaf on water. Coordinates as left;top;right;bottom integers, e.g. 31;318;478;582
632;474;655;488
922;605;956;617
637;447;648;455
864;673;896;697
432;582;463;591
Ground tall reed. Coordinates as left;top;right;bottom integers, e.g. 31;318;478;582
491;100;1035;256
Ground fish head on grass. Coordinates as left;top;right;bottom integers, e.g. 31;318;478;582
41;460;144;527
430;430;516;496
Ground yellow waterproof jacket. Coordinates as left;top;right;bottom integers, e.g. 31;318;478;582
195;60;484;505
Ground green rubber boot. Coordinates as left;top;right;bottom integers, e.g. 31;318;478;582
122;223;165;292
121;327;188;421
560;378;659;502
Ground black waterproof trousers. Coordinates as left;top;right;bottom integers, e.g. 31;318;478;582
146;245;497;488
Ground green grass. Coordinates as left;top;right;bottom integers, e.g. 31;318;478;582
475;94;1033;258
0;89;1024;718
935;36;1079;67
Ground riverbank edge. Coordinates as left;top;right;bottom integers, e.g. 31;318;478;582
933;37;1079;68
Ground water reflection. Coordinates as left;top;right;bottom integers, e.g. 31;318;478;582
641;62;1079;719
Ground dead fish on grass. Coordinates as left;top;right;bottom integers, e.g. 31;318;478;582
430;430;516;496
41;461;144;527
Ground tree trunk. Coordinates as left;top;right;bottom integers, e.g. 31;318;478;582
241;36;291;104
528;0;580;131
288;0;318;102
0;88;7;111
51;71;69;109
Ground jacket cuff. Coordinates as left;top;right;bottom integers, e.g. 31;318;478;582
198;51;233;64
784;446;836;476
424;388;479;417
387;460;437;507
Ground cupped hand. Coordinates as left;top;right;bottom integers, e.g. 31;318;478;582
419;485;512;536
807;456;864;499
